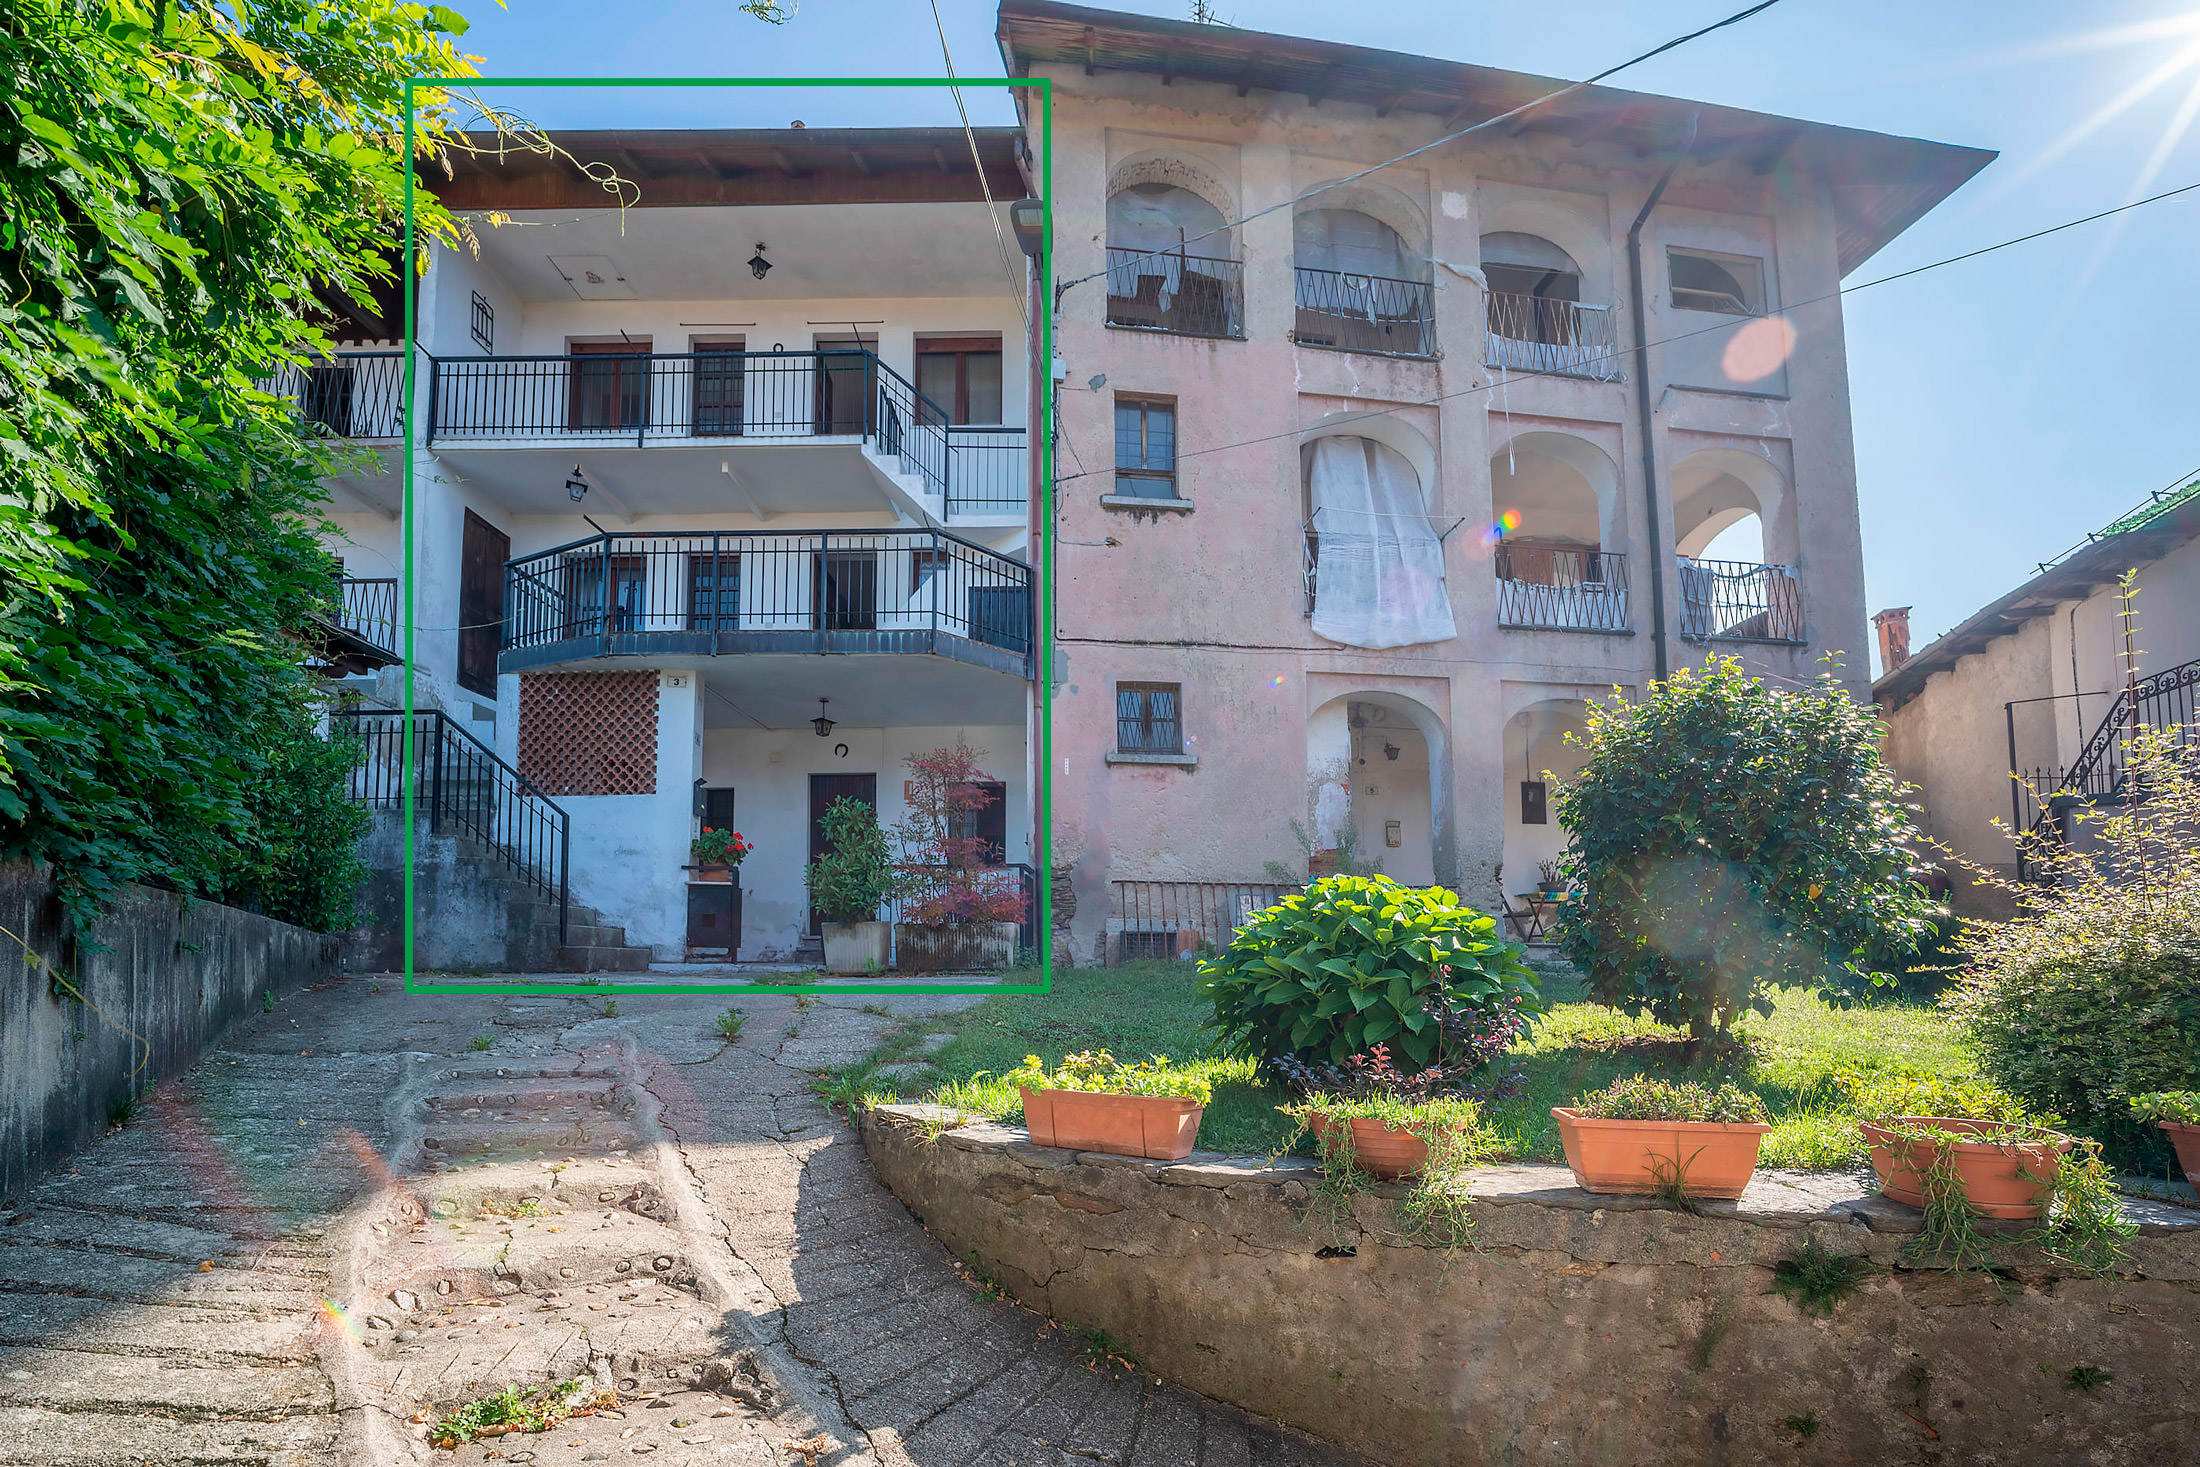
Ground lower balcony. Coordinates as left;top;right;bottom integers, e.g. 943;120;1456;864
310;576;402;675
500;529;1033;677
1678;558;1805;643
1494;544;1631;632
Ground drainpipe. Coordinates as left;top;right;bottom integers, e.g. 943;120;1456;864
1626;113;1698;682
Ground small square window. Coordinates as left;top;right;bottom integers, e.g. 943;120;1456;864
1113;396;1177;499
470;291;494;351
1116;682;1182;754
1668;248;1764;316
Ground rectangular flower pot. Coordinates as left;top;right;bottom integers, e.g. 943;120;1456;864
2162;1120;2200;1196
1551;1108;1771;1200
1020;1087;1203;1160
820;920;890;976
1862;1117;2071;1220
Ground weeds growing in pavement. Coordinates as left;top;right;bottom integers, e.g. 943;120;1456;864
715;1009;746;1039
430;1378;616;1447
2065;1365;2113;1394
1771;1232;1878;1316
469;1034;492;1052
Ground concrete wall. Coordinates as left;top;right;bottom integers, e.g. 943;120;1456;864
0;862;336;1205
866;1105;2200;1467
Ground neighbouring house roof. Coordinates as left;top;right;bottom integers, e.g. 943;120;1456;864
1872;479;2200;711
996;0;1995;275
433;126;1028;211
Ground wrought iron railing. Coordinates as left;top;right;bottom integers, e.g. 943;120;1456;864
426;349;960;500
1105;880;1285;965
501;528;1033;672
2021;654;2200;860
1484;292;1624;382
1677;558;1804;643
334;577;399;656
333;706;571;944
1104;248;1244;338
888;862;1039;955
1293;266;1436;358
1494;545;1630;632
261;350;407;438
946;427;1029;515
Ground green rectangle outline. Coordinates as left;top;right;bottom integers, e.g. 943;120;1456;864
398;74;1054;998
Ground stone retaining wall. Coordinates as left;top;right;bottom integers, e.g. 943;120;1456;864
863;1104;2200;1467
0;861;336;1203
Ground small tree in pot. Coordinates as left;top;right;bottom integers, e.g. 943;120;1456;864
892;742;1026;972
805;797;895;975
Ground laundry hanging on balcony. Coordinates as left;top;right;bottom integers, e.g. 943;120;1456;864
1307;436;1457;649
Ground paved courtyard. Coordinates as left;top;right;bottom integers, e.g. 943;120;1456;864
0;976;1364;1467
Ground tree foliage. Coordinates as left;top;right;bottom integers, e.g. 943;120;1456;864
0;0;479;926
1553;659;1937;1044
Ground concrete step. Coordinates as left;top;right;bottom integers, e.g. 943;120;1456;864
556;945;653;973
561;923;633;949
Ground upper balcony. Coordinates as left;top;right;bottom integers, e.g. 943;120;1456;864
1104;249;1245;340
500;527;1033;679
310;576;402;675
262;350;407;440
1293;267;1436;359
1483;293;1624;383
1678;558;1804;644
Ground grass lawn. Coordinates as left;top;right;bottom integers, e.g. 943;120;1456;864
827;957;1979;1168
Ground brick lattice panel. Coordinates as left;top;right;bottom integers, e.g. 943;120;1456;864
518;671;658;796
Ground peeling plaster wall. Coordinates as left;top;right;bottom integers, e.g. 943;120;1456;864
864;1106;2200;1467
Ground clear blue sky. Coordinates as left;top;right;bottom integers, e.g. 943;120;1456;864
450;0;2200;673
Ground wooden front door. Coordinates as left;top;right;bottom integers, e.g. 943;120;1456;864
807;773;878;935
457;509;508;696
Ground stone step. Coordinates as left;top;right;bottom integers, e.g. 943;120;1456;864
561;922;633;949
556;945;653;973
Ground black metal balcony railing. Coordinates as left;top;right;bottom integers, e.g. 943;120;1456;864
1677;558;1805;643
501;528;1033;676
261;350;407;438
1293;267;1436;358
1484;292;1624;382
335;576;399;655
945;426;1029;515
333;706;571;943
1105;248;1245;338
1494;545;1630;632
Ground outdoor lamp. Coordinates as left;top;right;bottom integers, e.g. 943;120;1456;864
748;243;773;281
811;697;835;738
1010;198;1046;260
566;464;588;503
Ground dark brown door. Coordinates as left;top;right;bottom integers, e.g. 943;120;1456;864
568;339;651;431
457;509;508;696
807;772;878;934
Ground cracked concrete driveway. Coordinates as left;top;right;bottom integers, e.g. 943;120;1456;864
0;976;1364;1467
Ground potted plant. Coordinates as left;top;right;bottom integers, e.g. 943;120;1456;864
690;826;752;883
1009;1049;1212;1160
1535;859;1566;900
1856;1079;2071;1220
1277;1043;1502;1181
1553;1077;1772;1199
2129;1092;2200;1194
891;742;1026;973
805;797;895;976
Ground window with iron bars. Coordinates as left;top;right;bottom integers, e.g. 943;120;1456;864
1116;683;1182;754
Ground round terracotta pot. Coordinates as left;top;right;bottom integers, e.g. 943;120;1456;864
1020;1087;1203;1161
2159;1119;2200;1195
1306;1113;1444;1180
1862;1117;2072;1220
1550;1107;1771;1199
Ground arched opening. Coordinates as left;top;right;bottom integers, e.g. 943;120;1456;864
1501;698;1591;911
1480;231;1620;381
1301;435;1456;649
1105;182;1241;338
1672;449;1804;644
1308;691;1451;886
1293;208;1433;357
1489;433;1628;632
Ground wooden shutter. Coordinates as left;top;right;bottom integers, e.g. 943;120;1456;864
457;509;508;696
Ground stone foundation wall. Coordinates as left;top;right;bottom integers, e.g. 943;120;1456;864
0;861;336;1204
862;1104;2200;1467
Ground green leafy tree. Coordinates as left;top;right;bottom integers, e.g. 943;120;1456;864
805;797;895;925
1198;874;1540;1069
1554;658;1936;1048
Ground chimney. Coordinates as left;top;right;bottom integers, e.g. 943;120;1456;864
1873;607;1912;673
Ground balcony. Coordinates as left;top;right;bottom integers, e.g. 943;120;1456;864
1484;293;1624;383
1293;267;1436;359
1677;558;1805;644
500;528;1033;678
1104;248;1244;339
311;576;402;675
1494;544;1631;633
423;350;1025;520
262;351;405;439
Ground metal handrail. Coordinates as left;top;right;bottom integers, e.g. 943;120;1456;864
1494;545;1630;632
1293;266;1436;358
333;706;572;945
2023;654;2200;855
1676;557;1804;643
259;349;408;438
1484;292;1624;382
333;576;399;656
1104;248;1245;338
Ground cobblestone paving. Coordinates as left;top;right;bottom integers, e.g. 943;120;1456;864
0;977;1364;1467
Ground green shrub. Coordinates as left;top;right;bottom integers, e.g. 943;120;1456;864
2131;1092;2200;1126
209;713;370;932
1006;1049;1212;1104
1554;659;1938;1047
803;797;895;924
1197;875;1539;1069
1841;1071;2036;1125
1571;1076;1768;1124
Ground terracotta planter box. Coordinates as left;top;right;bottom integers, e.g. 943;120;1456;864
2155;1119;2200;1195
1552;1108;1771;1200
1307;1113;1446;1181
1862;1117;2072;1220
692;864;734;884
820;920;890;976
1021;1087;1203;1160
894;921;1018;974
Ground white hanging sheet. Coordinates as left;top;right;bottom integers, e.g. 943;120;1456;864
1308;436;1457;649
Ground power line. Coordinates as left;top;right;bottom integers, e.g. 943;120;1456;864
930;0;1030;331
1057;0;1789;294
1058;177;2200;483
